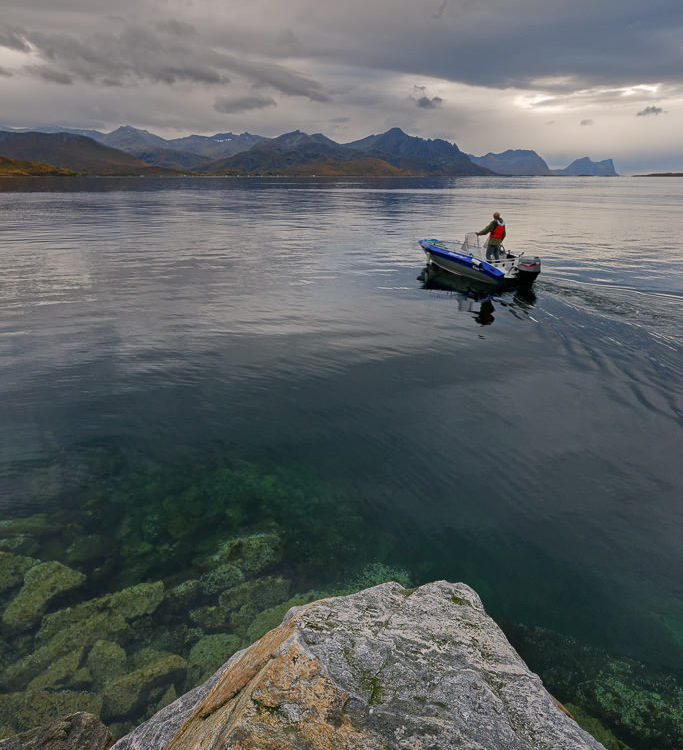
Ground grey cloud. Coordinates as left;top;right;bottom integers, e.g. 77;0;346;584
433;0;448;19
0;28;30;52
214;94;277;113
0;66;13;77
27;65;73;84
155;20;197;38
637;105;665;116
14;24;329;101
294;0;683;93
416;96;443;109
580;119;593;126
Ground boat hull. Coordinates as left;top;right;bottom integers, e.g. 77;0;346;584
419;239;540;288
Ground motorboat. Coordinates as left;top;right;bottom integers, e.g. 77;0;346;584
418;233;541;287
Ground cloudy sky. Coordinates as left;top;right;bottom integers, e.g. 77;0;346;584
1;0;682;172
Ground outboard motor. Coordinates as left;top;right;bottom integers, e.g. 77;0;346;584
516;256;541;285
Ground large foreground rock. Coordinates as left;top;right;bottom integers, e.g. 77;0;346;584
114;581;605;749
0;711;112;749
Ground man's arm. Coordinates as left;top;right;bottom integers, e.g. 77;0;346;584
476;221;495;236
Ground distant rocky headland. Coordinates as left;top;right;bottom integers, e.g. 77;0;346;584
0;125;618;177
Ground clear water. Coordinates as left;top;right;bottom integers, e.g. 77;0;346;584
0;175;681;683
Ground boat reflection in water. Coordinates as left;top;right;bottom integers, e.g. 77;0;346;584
417;265;536;326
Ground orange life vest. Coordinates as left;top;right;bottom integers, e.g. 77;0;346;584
490;220;505;239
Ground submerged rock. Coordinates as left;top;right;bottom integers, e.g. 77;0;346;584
26;649;86;691
101;654;187;721
113;581;606;749
0;690;103;734
198;564;243;596
208;532;282;576
0;711;112;750
187;634;242;684
87;641;128;688
0;551;37;594
2;612;128;691
2;562;86;630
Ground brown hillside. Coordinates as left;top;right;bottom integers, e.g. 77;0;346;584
0;155;76;176
0;132;180;175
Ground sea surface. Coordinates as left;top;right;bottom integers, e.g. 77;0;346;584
0;176;682;728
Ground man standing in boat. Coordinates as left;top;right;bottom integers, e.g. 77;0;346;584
476;212;506;260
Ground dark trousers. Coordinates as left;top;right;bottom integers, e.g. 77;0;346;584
486;244;504;260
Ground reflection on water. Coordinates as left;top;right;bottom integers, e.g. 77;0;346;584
417;263;538;326
0;176;681;743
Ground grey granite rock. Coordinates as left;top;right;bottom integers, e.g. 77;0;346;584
113;581;606;749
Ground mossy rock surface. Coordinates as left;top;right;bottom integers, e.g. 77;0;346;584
210;532;282;576
2;562;86;630
0;551;37;594
109;581;165;620
1;611;128;691
188;605;229;632
65;533;111;564
199;563;244;596
87;639;128;687
0;515;54;539
218;576;290;615
565;703;633;750
0;689;102;733
576;664;683;748
165;580;201;611
37;594;112;645
26;647;85;691
101;653;187;721
188;633;242;681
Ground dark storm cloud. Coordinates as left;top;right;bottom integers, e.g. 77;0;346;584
637;105;665;116
296;0;683;93
2;18;329;101
214;94;277;113
28;65;73;84
0;66;12;77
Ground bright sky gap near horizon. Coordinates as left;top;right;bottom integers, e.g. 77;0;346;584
1;0;682;174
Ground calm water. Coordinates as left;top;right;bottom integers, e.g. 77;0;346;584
1;176;682;679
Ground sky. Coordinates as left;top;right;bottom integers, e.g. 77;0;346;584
1;0;682;173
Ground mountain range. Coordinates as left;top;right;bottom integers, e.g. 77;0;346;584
0;125;619;177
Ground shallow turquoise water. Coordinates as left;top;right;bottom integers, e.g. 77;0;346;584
0;175;681;683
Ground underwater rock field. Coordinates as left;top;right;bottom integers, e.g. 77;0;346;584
0;450;680;747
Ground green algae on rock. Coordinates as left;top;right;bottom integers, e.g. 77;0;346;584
26;648;86;691
101;654;187;721
198;564;243;596
0;551;37;594
188;634;242;683
0;689;103;734
208;532;282;576
565;704;633;750
0;711;113;750
2;611;129;692
2;562;85;630
508;623;683;750
87;641;128;687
